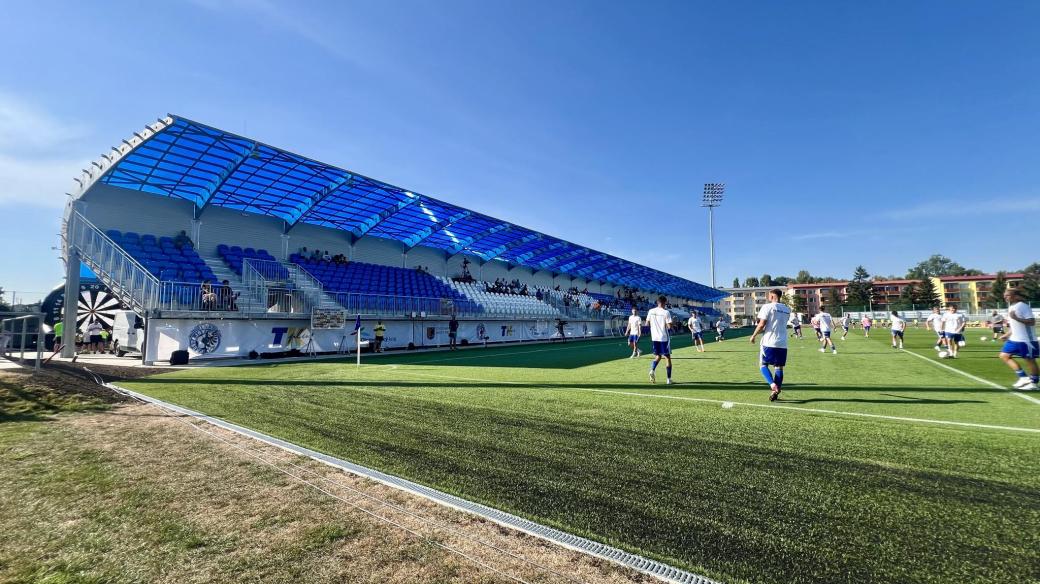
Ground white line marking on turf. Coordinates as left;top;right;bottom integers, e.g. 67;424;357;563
382;369;1040;434
899;348;1040;406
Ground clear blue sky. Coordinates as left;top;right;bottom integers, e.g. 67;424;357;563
3;0;1039;302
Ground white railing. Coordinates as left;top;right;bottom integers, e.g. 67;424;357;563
242;259;319;315
327;292;478;317
65;210;159;312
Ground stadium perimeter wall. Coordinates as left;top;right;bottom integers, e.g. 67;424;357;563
144;316;606;363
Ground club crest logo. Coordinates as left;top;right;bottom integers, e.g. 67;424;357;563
188;323;222;354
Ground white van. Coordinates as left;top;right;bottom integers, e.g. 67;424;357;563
112;310;144;357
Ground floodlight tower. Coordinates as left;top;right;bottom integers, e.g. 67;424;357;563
702;183;725;289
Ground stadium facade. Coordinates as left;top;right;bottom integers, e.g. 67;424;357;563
60;115;724;363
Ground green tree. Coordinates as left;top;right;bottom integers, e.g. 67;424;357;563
986;271;1008;308
732;277;740;288
896;284;916;309
760;274;773;287
845;266;873;308
744;277;760;287
795;270;812;284
906;255;977;279
773;276;791;286
788;292;807;315
916;277;940;307
825;287;843;312
0;287;8;311
1019;263;1040;302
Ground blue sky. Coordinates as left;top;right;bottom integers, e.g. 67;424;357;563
2;0;1039;302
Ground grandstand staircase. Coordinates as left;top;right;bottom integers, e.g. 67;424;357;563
65;210;158;315
275;260;341;310
200;258;267;313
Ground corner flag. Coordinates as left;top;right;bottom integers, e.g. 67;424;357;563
353;314;362;367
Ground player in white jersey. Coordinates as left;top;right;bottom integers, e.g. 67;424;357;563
625;307;643;358
817;308;837;354
890;310;906;349
989;311;1006;341
924;307;945;351
789;312;803;339
941;304;967;358
645;296;673;384
687;312;705;352
750;289;792;401
714;318;728;341
998;288;1038;390
840;313;852;340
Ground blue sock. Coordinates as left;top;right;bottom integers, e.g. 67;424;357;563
760;366;774;385
775;369;784;388
1016;370;1027;378
1032;376;1039;383
666;366;672;379
650;360;658;372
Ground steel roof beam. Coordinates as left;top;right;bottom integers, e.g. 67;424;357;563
445;222;512;259
403;209;472;250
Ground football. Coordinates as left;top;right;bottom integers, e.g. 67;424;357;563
981;336;988;342
958;340;966;347
938;351;949;359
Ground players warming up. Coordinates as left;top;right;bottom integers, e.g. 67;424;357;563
646;296;673;384
941;304;966;358
925;307;945;351
989;310;1006;342
861;314;872;337
840;313;852;340
890;310;905;349
750;289;791;402
998;288;1039;390
817;308;837;354
687;312;705;352
715;317;728;342
810;314;822;341
789;312;803;339
625;307;642;358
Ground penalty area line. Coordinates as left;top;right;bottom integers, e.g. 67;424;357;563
384;368;1040;434
899;348;1040;406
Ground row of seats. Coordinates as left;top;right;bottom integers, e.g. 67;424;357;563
104;230;216;283
448;280;561;317
217;245;285;278
290;256;480;313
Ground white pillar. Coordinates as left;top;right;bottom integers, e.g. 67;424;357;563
61;250;80;357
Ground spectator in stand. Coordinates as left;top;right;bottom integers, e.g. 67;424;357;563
173;230;192;250
322;250;332;261
310;249;320;260
535;289;543;301
299;246;309;256
201;281;217;310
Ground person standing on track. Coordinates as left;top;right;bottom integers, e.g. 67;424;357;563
998;288;1038;390
626;307;643;358
750;289;791;402
448;314;459;351
646;296;673;384
687;312;705;352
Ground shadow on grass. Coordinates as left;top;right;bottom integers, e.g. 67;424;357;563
781;393;986;405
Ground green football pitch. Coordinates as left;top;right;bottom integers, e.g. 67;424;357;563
122;327;1040;584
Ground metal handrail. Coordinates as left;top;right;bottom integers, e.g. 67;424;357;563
66;210;160;312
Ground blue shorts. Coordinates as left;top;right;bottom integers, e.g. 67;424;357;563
892;330;904;338
691;332;702;341
822;330;831;338
761;346;788;367
864;325;871;330
652;340;671;356
793;324;801;330
1002;340;1039;359
945;332;964;343
628;335;639;344
842;326;849;332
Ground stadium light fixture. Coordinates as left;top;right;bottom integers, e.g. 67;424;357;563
702;183;725;289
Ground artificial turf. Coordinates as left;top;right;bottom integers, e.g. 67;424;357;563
122;326;1040;584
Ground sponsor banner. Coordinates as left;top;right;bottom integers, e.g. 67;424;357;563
145;318;605;362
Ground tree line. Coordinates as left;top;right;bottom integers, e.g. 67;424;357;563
731;255;1040;313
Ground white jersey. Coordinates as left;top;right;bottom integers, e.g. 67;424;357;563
925;313;943;332
757;302;791;349
687;317;702;333
841;315;851;327
817;312;833;332
646;307;672;342
789;313;801;326
86;322;102;336
942;311;966;333
626;315;642;336
891;315;905;331
991;314;1005;326
1008;302;1037;342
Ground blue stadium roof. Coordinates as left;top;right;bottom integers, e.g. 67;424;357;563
75;115;726;301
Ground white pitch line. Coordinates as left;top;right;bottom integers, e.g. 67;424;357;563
376;368;1040;434
899;348;1040;406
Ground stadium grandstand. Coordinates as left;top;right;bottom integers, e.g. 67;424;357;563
60;115;725;363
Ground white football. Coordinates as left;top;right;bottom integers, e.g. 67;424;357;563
980;336;987;342
958;340;966;347
721;401;735;409
938;351;949;358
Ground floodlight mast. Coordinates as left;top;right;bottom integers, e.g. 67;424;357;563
702;183;725;289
